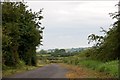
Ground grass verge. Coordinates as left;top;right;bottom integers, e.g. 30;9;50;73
2;60;48;77
77;59;118;77
60;63;114;78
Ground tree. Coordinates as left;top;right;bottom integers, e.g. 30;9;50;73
39;49;47;54
2;2;44;66
87;1;119;61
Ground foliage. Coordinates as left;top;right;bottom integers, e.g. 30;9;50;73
50;49;78;57
37;53;64;64
63;53;118;77
2;2;44;66
39;49;48;54
87;3;119;61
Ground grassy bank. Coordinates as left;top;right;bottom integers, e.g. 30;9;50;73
63;57;118;78
60;63;113;78
3;65;37;77
77;59;118;77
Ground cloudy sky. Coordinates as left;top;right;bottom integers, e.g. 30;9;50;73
26;0;118;51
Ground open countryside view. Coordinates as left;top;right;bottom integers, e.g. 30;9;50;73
2;0;119;79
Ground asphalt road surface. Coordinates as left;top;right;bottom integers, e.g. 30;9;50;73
6;64;68;78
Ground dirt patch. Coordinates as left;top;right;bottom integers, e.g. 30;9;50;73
60;63;112;78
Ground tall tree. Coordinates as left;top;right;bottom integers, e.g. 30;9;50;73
2;2;44;66
87;1;119;61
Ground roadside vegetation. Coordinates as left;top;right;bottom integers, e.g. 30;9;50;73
61;63;114;78
62;2;119;78
3;61;37;77
2;2;44;77
63;53;118;77
2;54;48;77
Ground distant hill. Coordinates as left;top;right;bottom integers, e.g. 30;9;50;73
65;48;85;53
47;47;88;53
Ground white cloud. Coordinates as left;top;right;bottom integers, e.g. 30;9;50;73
26;1;118;50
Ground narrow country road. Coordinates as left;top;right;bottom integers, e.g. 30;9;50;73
5;64;68;78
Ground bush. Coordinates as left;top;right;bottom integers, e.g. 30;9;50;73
16;60;25;67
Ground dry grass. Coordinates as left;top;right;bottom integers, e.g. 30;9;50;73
60;63;112;78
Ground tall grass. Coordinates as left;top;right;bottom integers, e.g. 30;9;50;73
78;59;103;70
63;48;119;77
96;60;118;77
77;59;118;77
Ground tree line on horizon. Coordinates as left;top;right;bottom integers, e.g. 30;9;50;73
38;48;82;57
